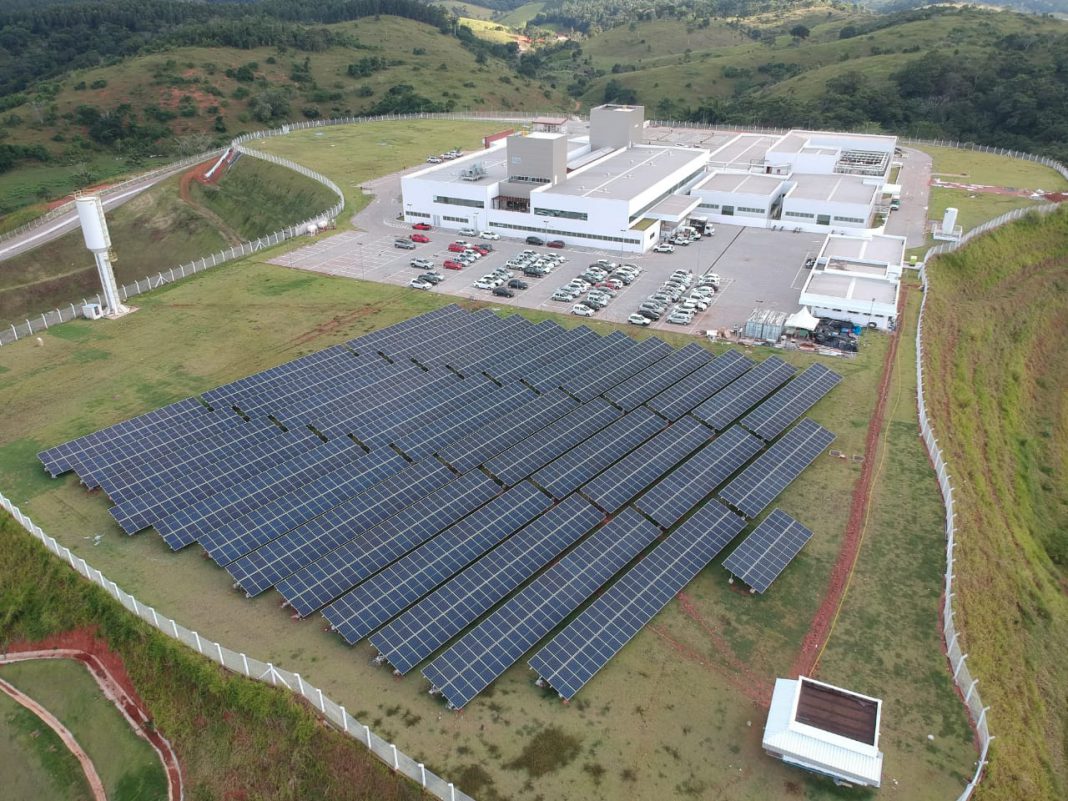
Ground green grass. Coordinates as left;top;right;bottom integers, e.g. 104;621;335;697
458;17;516;44
918;145;1068;191
0;659;167;801
0;689;94;801
436;0;496;19
496;3;546;27
922;206;1068;801
928;188;1047;235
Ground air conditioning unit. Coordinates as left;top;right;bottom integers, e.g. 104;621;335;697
82;303;104;320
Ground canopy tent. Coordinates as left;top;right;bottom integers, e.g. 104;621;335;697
785;307;821;332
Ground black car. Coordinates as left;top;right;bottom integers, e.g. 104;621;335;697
525;236;545;246
506;279;528;290
492;287;515;298
636;308;661;321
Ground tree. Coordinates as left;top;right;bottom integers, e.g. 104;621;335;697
790;25;810;39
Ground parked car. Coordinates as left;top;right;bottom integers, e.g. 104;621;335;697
667;311;694;325
422;272;445;284
571;303;595;317
506;279;528;290
409;258;433;269
458;227;478;237
552;291;578;302
546;239;565;249
411;222;432;230
394;239;417;249
447;243;466;253
653;243;675;254
425;156;442;164
480;231;500;240
526;236;545;246
636;308;662;321
628;313;652;326
408;278;432;290
410;233;430;243
443;260;464;270
492;287;515;298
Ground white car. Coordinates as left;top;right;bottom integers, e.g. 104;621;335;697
474;280;496;290
409;258;434;269
628;313;652;326
653;243;675;254
479;231;500;240
458;227;478;237
409;278;432;290
571;303;595;317
425;156;442;164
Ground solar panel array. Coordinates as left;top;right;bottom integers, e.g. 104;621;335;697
38;305;843;706
722;508;814;593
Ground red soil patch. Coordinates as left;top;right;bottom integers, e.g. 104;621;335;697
2;627;183;801
178;152;229;204
790;285;910;680
45;181;117;210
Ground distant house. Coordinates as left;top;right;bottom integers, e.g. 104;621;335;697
763;676;884;787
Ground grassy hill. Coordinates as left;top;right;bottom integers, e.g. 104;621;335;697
923;206;1068;801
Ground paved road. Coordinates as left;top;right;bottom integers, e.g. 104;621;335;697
884;147;932;248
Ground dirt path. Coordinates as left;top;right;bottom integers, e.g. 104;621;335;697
0;673;107;801
0;645;183;801
789;285;910;679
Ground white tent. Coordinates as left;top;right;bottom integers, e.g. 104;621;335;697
785;307;821;332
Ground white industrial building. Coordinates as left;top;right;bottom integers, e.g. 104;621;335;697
400;107;898;252
763;676;884;788
798;233;905;330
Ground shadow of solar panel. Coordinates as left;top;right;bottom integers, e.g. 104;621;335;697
277;471;502;617
645;350;754;421
155;438;366;551
322;482;553;643
436;389;578;473
690;356;796;431
722;508;813;593
740;363;842;442
561;336;674;402
483;399;621;486
633;426;764;528
718;418;836;519
420;508;660;709
199;447;408;566
602;342;712;411
369;496;604;675
227;458;455;596
580;416;714;514
532;406;666;499
529;500;745;700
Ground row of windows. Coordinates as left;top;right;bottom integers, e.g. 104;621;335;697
785;211;815;219
405;211;431;219
699;203;720;210
433;196;485;209
834;216;866;223
489;220;640;246
507;175;550;184
442;214;468;223
532;207;588;221
737;206;766;214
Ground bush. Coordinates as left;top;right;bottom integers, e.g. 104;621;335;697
90;79;108;89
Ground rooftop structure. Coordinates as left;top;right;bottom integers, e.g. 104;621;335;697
787;175;879;206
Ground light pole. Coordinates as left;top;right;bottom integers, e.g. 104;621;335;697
619;228;627;263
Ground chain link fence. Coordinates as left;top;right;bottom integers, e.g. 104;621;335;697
0;491;475;801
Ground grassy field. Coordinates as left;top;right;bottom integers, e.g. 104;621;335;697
0;659;167;801
496;2;546;27
922;206;1068;801
917;145;1068;191
459;17;517;44
0;687;94;801
0;243;976;801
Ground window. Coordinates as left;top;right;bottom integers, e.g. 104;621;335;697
699;203;720;210
405;211;430;219
507;175;550;184
442;215;468;223
533;207;588;221
785;211;815;219
737;206;765;214
489;220;640;246
833;215;866;223
433;196;485;209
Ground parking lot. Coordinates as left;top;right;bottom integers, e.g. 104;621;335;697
270;220;823;336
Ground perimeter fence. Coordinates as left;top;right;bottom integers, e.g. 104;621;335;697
0;491;475;801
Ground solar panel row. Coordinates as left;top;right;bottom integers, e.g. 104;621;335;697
561;336;675;402
739;363;842;442
604;342;713;411
690;356;796;431
722;508;814;593
645;349;754;421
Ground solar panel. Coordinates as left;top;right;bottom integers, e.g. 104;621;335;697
633;426;765;528
525;331;634;393
603;342;713;411
455;321;569;380
369;496;604;674
718;418;835;519
420;508;660;709
580;416;714;514
528;500;746;700
482;399;621;486
739;363;842;442
276;471;503;617
645;350;754;421
722;508;813;593
322;482;553;643
689;356;796;431
226;458;456;596
561;336;675;402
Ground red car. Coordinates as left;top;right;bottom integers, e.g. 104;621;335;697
473;246;490;256
411;222;431;230
447;243;466;253
410;233;430;243
546;240;565;248
443;260;464;270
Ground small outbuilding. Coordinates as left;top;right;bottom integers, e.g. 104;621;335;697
763;676;884;788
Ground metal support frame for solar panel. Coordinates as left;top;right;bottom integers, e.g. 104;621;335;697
579;416;714;514
277;471;504;617
690;356;796;432
529;500;746;700
369;495;605;675
644;350;754;421
740;364;842;442
604;342;714;411
420;507;661;709
321;482;553;643
722;509;813;593
531;406;666;499
718;418;836;519
633;426;765;528
482;399;621;487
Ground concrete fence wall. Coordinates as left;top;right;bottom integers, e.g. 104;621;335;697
0;491;475;801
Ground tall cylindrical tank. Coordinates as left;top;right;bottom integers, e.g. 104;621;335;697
942;207;958;234
75;196;112;252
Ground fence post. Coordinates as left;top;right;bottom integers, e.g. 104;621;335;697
391;744;399;770
419;764;426;787
242;653;250;676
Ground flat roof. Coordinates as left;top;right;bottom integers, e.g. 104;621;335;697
770;130;897;156
803;272;898;305
643;194;701;222
695;171;785;197
547;146;705;202
706;134;780;167
788;174;877;205
523;131;567;140
796;678;879;746
533;116;568;125
823;234;905;266
412;142;510;186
